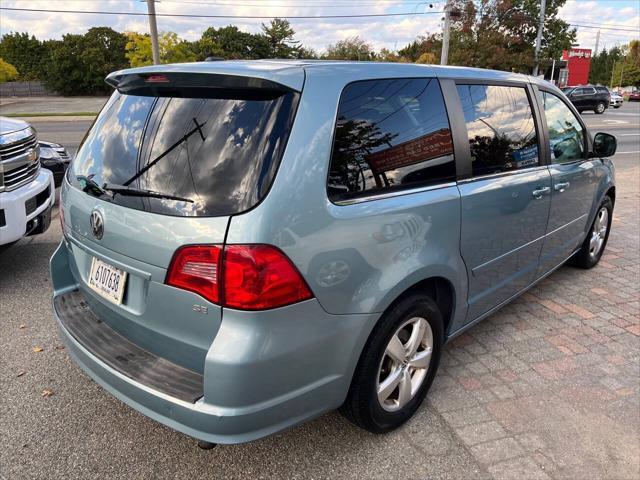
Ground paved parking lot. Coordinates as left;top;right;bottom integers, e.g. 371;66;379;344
1;103;639;479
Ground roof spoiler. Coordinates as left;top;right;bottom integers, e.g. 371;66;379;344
105;66;302;97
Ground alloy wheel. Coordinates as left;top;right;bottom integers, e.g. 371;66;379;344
376;317;433;412
589;206;609;258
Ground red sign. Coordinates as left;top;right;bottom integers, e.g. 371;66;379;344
366;128;454;174
561;48;592;86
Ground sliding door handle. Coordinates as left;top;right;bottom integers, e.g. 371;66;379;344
532;187;550;199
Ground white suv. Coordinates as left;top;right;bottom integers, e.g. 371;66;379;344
0;117;55;247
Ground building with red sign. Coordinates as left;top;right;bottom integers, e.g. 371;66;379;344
561;48;592;87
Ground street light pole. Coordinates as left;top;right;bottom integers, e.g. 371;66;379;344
440;0;451;65
532;0;547;76
146;0;161;65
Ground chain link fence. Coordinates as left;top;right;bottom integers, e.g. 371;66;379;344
0;81;55;97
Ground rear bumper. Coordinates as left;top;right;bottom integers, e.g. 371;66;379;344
50;241;377;444
0;169;55;245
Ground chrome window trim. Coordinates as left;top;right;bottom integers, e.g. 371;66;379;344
333;181;457;206
456;164;549;185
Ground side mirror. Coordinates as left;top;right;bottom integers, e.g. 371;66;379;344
592;132;617;158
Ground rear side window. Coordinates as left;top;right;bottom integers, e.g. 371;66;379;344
327;78;455;202
69;89;298;217
457;84;539;177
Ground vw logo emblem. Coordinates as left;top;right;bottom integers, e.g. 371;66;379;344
90;209;104;240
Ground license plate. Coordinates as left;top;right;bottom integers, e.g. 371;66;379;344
88;257;127;305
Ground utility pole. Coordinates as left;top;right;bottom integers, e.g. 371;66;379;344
440;0;452;65
146;0;160;65
532;0;547;77
594;29;600;56
610;61;616;88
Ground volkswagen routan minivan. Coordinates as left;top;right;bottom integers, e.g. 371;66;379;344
51;61;617;445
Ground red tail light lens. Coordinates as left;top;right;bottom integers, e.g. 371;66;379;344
166;245;222;304
165;244;313;310
223;245;313;310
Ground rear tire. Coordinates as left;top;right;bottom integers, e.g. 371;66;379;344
569;196;613;269
594;102;606;114
340;293;443;433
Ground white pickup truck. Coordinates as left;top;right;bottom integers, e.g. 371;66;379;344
0;117;55;247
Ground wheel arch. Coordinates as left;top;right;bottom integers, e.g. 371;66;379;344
606;185;616;205
378;275;457;338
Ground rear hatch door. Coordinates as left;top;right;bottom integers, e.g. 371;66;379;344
61;66;302;373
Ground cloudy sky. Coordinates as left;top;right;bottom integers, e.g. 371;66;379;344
0;0;638;54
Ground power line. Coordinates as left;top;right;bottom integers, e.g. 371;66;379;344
569;23;640;32
0;6;443;19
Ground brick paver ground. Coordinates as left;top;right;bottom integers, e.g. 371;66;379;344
431;165;640;479
2;166;638;479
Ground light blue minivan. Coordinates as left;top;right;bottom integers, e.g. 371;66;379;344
50;61;616;446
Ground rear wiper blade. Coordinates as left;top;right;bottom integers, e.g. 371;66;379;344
102;183;194;203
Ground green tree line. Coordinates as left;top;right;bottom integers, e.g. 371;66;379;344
0;1;636;95
589;40;640;88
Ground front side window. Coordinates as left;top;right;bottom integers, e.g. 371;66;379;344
457;84;539;176
328;78;455;202
542;91;585;164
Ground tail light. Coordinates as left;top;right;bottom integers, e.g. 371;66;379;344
166;244;312;310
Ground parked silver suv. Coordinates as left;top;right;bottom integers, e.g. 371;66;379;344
50;61;617;445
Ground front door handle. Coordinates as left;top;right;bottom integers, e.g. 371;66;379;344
554;181;570;192
532;187;550;199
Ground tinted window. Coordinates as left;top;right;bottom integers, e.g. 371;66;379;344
575;87;595;95
69;90;298;217
542;91;585;164
328;78;455;202
457;84;539;176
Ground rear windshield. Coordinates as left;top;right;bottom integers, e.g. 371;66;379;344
68;88;298;217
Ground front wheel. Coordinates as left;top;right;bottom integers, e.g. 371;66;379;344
569;196;613;269
594;102;606;114
340;293;443;433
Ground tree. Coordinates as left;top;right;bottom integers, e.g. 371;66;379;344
377;48;410;63
612;40;640;87
125;32;196;67
416;52;437;64
43;27;128;95
324;36;375;61
261;18;301;58
0;32;47;80
589;46;623;86
0;58;19;82
295;46;318;59
399;0;576;73
198;26;268;60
